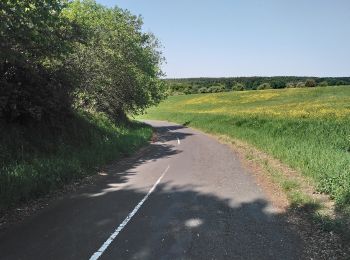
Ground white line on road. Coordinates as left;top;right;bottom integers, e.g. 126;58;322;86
177;137;180;145
89;165;170;260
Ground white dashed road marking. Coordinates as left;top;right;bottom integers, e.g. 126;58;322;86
89;165;170;260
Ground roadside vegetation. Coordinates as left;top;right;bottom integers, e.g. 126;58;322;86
140;86;350;220
0;0;164;209
0;113;152;208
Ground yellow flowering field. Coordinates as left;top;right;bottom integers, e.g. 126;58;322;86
172;87;350;119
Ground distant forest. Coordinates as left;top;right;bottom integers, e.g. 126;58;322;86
166;77;350;95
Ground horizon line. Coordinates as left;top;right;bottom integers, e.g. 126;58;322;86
163;75;350;80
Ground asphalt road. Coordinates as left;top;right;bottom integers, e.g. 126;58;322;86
0;120;304;260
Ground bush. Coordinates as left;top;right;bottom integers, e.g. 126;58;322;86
198;87;208;93
232;83;245;91
318;81;328;87
305;79;316;88
296;82;306;88
207;85;225;93
257;83;272;90
184;85;197;94
286;82;296;88
220;86;228;92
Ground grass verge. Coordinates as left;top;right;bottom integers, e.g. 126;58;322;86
221;137;348;235
0;111;152;210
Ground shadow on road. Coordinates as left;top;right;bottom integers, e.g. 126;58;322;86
2;124;346;260
76;124;193;195
148;123;193;144
0;181;306;259
99;183;304;260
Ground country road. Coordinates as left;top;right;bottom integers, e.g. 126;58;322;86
0;120;304;260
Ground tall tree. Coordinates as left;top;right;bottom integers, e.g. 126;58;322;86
64;0;166;121
0;0;77;122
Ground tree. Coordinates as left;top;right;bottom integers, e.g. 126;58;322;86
0;0;79;123
64;0;166;121
0;0;165;123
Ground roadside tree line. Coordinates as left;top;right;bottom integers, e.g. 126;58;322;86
0;0;166;124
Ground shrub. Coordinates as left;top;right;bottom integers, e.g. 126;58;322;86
198;87;208;93
318;81;328;87
257;83;272;90
296;82;306;88
184;86;197;94
207;86;216;93
232;83;245;91
208;85;226;93
305;79;316;88
286;82;296;88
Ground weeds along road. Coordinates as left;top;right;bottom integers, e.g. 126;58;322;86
0;120;303;259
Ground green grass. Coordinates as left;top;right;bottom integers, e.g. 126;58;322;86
0;112;152;209
139;86;350;212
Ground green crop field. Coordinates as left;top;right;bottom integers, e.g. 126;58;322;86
139;86;350;212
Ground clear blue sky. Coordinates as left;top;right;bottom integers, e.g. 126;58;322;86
96;0;350;78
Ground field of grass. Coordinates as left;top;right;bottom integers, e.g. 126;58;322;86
0;112;152;209
139;86;350;212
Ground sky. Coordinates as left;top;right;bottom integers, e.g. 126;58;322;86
96;0;350;78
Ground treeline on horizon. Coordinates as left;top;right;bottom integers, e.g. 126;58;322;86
0;0;165;125
166;76;350;95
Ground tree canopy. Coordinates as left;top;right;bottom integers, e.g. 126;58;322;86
0;0;165;123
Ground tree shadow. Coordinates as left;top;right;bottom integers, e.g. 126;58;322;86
147;123;193;144
75;123;194;195
0;123;311;260
0;180;306;259
98;183;304;260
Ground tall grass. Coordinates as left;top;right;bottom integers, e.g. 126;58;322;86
0;112;152;209
139;86;350;212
